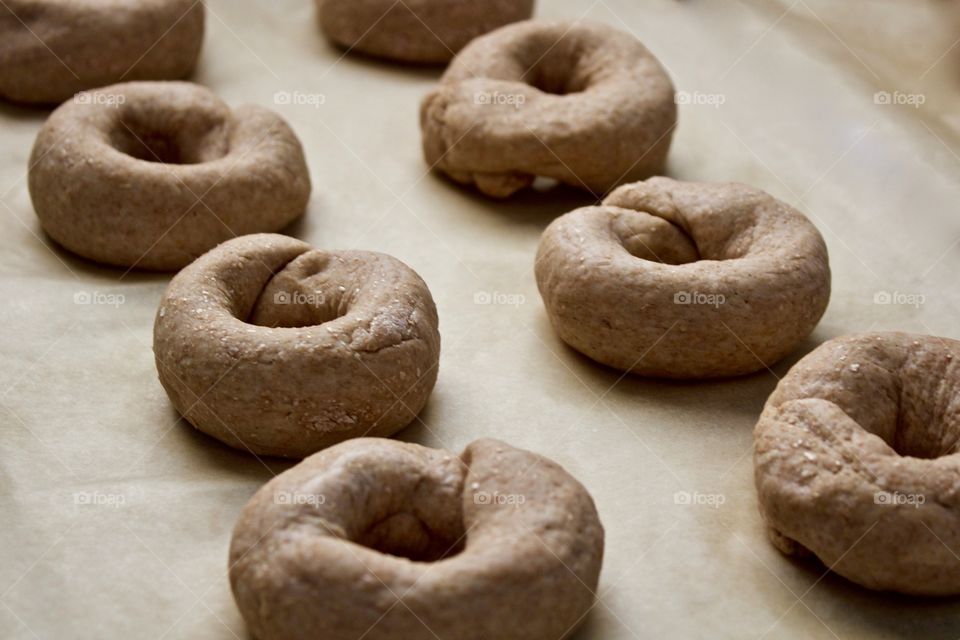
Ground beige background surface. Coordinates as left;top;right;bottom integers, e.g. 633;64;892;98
2;0;960;638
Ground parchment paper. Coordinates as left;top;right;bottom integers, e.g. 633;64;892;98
2;1;960;638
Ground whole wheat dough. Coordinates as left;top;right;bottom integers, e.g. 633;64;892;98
421;19;676;197
29;81;311;271
153;234;441;458
229;437;605;639
755;332;960;595
317;0;534;64
535;177;831;378
0;0;204;104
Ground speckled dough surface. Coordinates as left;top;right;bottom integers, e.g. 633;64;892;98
0;0;204;104
535;177;831;378
29;81;311;271
420;19;676;197
754;332;960;595
229;437;604;640
153;234;441;458
317;0;534;64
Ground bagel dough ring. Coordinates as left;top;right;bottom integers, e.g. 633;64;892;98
0;0;204;104
317;0;534;64
755;332;960;595
153;234;440;458
29;81;311;271
229;437;604;640
535;177;831;378
420;20;676;198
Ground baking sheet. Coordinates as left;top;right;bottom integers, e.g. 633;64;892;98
2;0;960;638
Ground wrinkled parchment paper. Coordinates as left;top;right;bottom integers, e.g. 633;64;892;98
2;1;960;638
